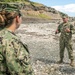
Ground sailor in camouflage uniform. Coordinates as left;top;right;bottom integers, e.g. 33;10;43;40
55;16;75;67
0;7;34;75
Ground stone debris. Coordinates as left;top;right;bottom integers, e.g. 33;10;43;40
16;23;75;75
32;60;75;75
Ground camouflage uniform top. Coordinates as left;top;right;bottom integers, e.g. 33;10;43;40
0;29;33;75
57;22;74;40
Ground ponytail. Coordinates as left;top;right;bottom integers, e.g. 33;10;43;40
0;10;16;28
0;8;21;29
0;13;5;26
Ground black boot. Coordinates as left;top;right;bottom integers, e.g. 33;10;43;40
70;59;74;67
57;59;63;64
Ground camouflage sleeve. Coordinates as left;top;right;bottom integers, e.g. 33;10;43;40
5;39;23;75
0;39;3;62
5;39;33;75
70;24;75;34
57;23;62;33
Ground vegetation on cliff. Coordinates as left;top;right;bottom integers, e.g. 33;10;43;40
0;0;29;2
0;0;74;21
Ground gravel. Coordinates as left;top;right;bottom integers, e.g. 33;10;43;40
16;23;75;75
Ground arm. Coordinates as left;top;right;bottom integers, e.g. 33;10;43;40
5;39;33;75
0;36;19;75
55;24;62;34
70;24;75;34
6;39;23;75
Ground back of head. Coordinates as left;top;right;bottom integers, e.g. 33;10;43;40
0;10;6;28
0;6;21;29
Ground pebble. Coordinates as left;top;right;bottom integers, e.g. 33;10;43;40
16;23;75;75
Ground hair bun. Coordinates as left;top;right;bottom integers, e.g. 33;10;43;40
0;14;5;26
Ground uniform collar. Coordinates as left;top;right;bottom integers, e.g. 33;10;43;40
5;28;16;35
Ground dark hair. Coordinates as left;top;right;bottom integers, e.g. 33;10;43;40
0;11;6;28
0;9;21;28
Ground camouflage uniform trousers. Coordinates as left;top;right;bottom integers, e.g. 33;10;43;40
59;37;74;60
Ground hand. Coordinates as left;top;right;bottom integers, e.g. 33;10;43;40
65;28;70;32
55;30;59;34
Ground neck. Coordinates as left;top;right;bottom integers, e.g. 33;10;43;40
6;24;16;33
64;21;68;23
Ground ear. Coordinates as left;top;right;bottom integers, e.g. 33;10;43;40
16;16;19;23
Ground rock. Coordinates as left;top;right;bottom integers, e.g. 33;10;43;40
16;23;75;75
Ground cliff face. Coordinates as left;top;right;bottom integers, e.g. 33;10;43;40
21;1;62;20
1;0;74;23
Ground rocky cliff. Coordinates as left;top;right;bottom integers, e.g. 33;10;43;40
0;0;74;23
